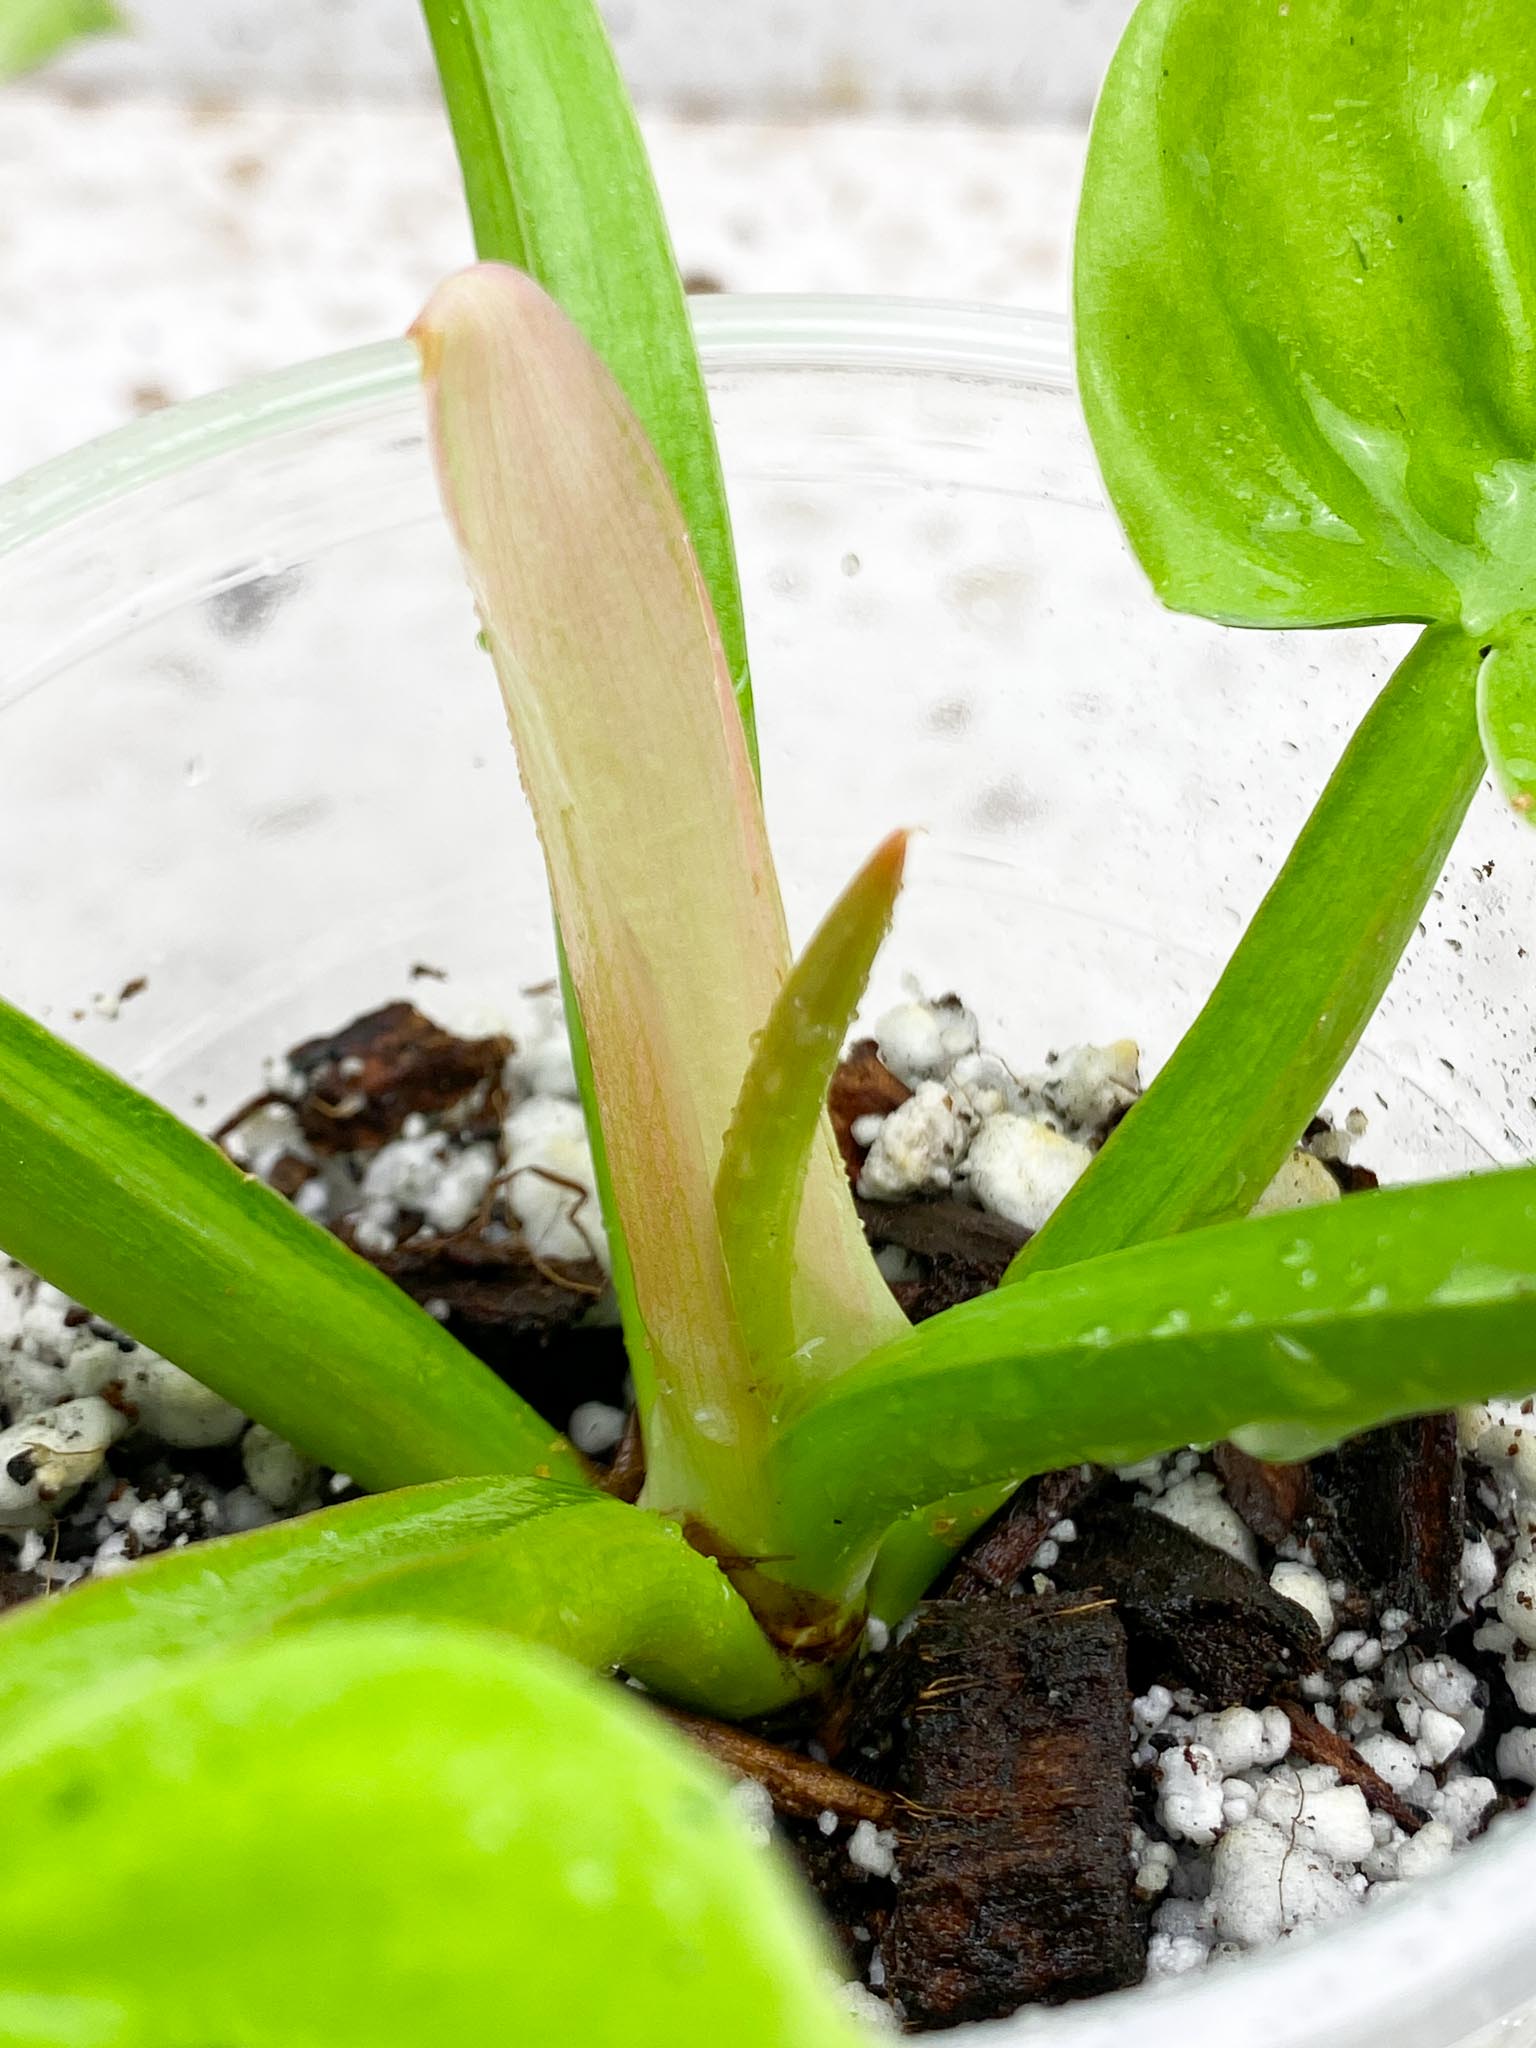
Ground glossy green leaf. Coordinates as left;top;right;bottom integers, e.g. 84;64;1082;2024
271;1497;807;1719
775;1163;1536;1605
0;1477;537;1732
0;997;580;1492
419;0;751;748
413;267;898;1542
0;0;120;79
0;1476;804;1731
1478;618;1536;816
0;1622;861;2047
1077;0;1536;638
1008;624;1486;1278
715;832;910;1385
0;1478;801;1731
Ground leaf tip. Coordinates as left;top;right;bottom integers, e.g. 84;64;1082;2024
871;827;912;890
408;262;553;378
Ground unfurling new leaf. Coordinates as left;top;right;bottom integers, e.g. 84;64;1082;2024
412;266;902;1542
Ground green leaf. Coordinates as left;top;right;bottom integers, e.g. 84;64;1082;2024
0;996;581;1492
773;1163;1536;1605
715;832;910;1385
413;267;898;1544
0;1622;861;2047
0;1476;806;1731
1007;623;1486;1279
271;1497;808;1719
420;0;758;1422
0;0;121;80
0;1476;537;1734
1478;616;1536;816
419;0;752;749
1077;0;1536;638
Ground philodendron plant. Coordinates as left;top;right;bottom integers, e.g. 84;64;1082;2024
0;0;1534;2039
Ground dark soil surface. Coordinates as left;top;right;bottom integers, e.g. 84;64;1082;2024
245;1013;1527;2030
6;1005;1525;2034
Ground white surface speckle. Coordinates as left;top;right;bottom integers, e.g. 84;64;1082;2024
0;85;1086;486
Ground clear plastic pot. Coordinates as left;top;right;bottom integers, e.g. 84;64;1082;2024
0;298;1531;2046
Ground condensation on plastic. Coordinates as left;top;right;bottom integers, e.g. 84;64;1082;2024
0;296;1531;2046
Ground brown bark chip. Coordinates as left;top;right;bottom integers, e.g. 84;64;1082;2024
882;1595;1141;2029
1304;1414;1464;1639
856;1197;1029;1322
829;1041;911;1180
1212;1441;1314;1546
0;1570;45;1611
941;1465;1104;1600
286;1002;509;1153
1052;1504;1323;1700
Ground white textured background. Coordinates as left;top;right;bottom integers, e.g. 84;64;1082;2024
46;0;1135;118
0;1;1111;480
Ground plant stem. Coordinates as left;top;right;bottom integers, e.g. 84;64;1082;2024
1007;623;1485;1279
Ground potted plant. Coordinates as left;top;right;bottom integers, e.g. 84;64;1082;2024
0;0;1533;2041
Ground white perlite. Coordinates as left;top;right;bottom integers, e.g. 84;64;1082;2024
960;1115;1094;1234
1150;1472;1259;1571
858;1083;975;1201
855;998;1144;1221
1496;1557;1536;1649
846;1821;900;1880
1250;1149;1342;1216
1209;1815;1358;1948
503;1096;609;1269
872;998;978;1087
0;1397;127;1527
1113;1409;1536;1990
1270;1561;1336;1641
116;1348;247;1449
568;1401;629;1457
241;1424;317;1510
1022;1038;1141;1136
725;1776;776;1849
